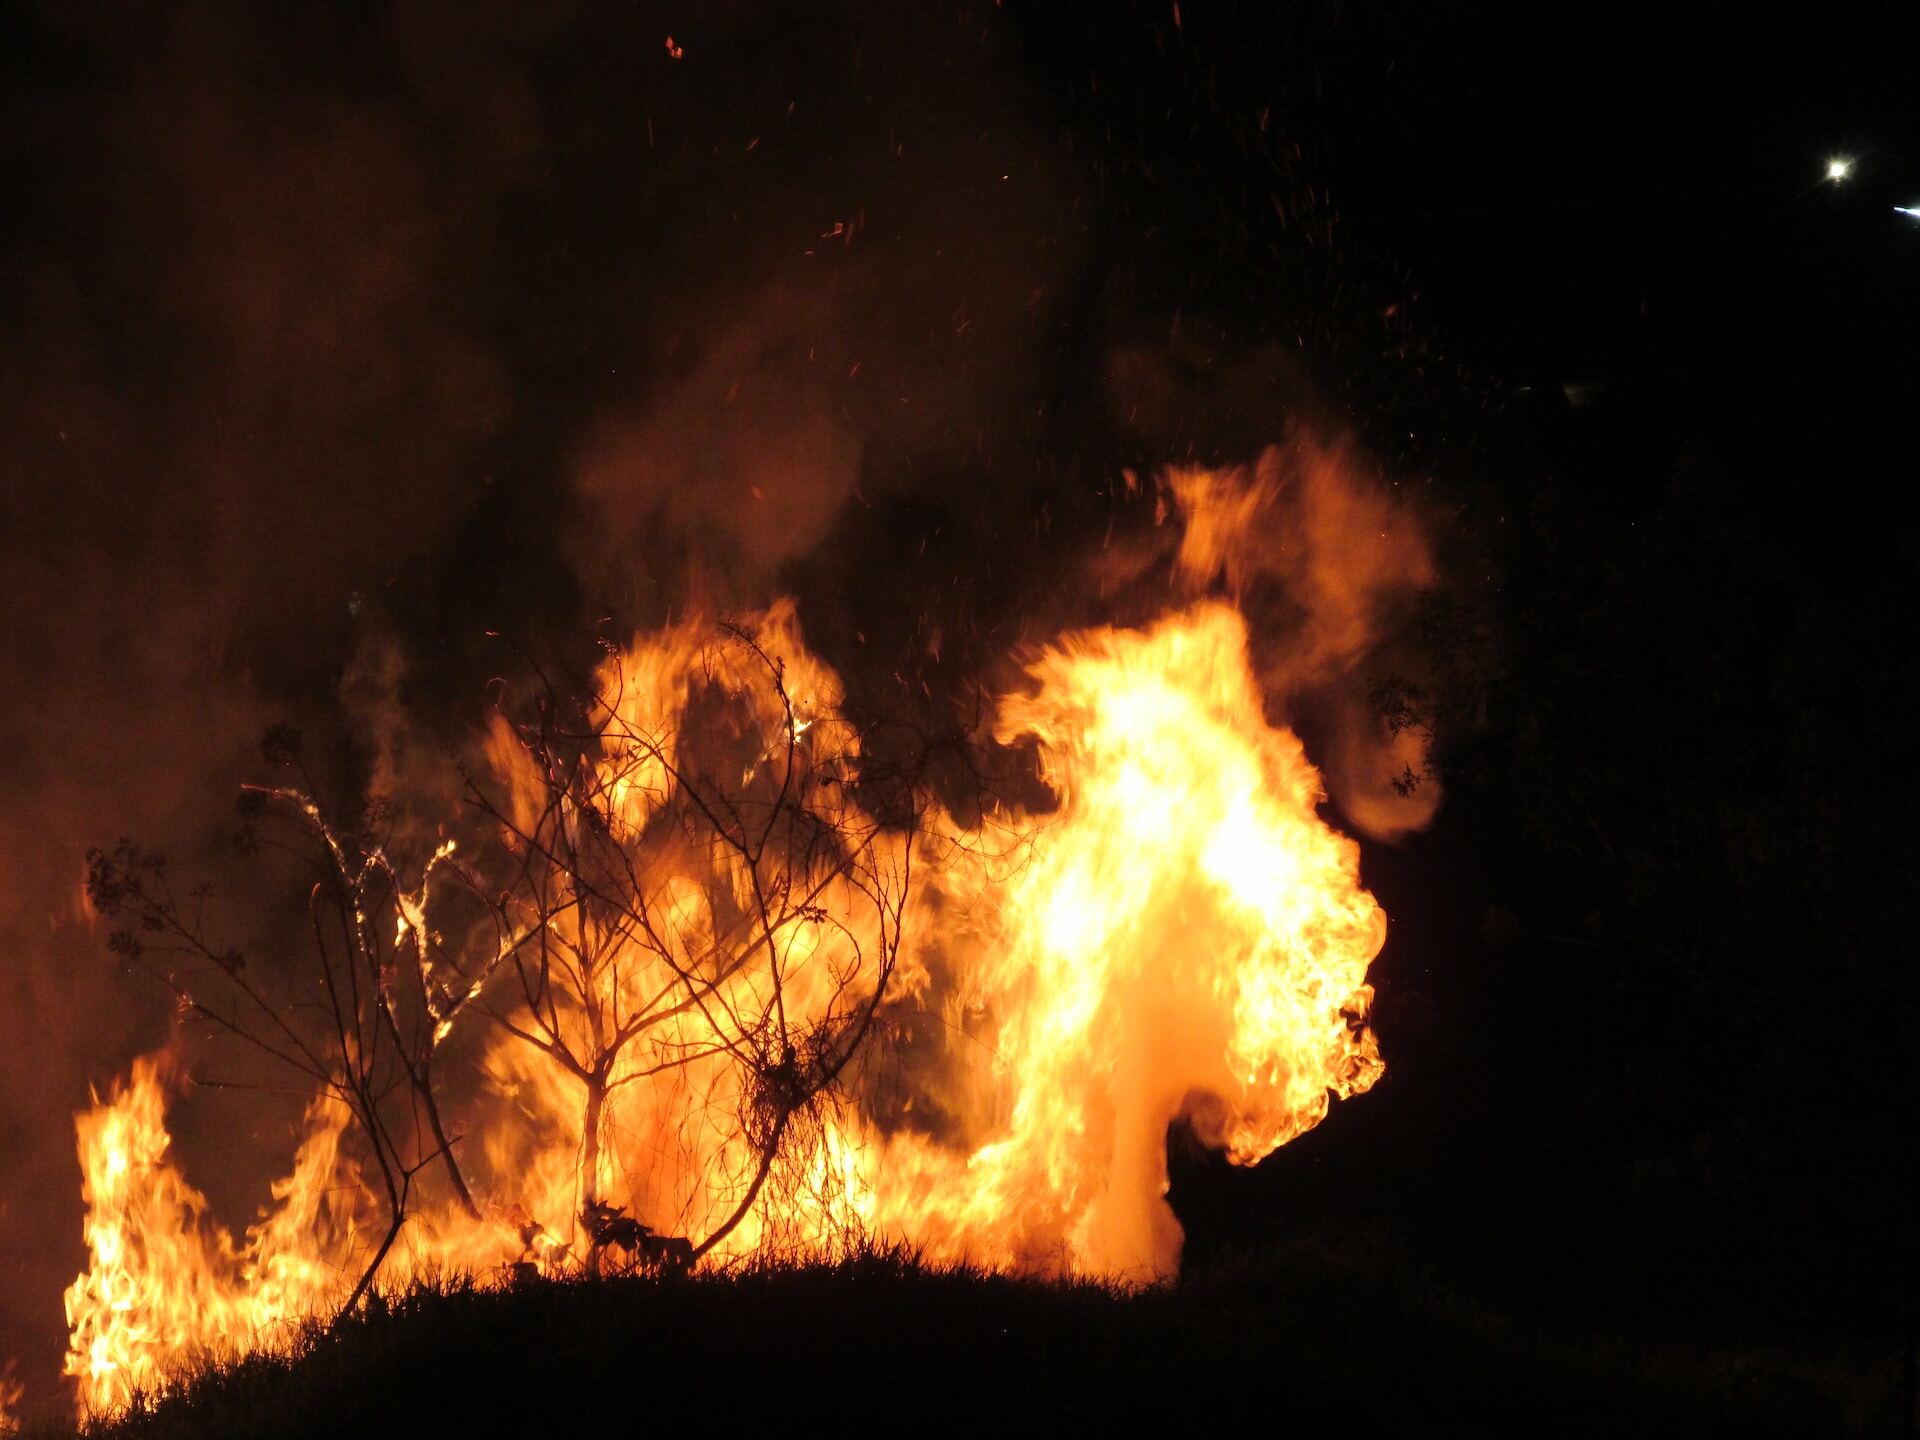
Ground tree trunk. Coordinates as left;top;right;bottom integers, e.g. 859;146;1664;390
579;1072;608;1262
691;1106;792;1263
339;1202;405;1319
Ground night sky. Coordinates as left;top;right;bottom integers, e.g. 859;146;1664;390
2;0;1916;1423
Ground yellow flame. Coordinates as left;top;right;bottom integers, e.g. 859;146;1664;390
62;1058;360;1414
835;601;1383;1276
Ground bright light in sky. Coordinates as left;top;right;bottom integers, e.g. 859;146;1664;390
1897;205;1920;221
1826;157;1853;181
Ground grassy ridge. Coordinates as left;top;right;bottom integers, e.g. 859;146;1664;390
36;1235;1882;1438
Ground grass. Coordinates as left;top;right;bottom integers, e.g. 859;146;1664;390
25;1232;1892;1439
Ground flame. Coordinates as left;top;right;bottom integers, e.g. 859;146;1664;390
838;601;1383;1275
55;469;1397;1416
61;1058;361;1414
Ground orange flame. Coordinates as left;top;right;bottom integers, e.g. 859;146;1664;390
62;1058;360;1414
56;463;1402;1417
0;1367;21;1435
835;601;1383;1275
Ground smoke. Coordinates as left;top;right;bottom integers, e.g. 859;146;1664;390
0;1;1069;1403
0;0;1450;1411
573;293;868;594
1165;436;1442;840
0;3;535;1387
1093;344;1445;840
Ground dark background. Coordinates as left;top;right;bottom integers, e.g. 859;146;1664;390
1129;0;1920;1391
3;0;1916;1421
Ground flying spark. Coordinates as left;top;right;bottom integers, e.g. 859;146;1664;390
1896;205;1920;221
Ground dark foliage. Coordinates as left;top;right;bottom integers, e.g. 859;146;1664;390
29;1242;1885;1440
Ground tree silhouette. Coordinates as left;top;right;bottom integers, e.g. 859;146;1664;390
461;618;922;1267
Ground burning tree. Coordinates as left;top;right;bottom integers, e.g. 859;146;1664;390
83;741;487;1316
455;606;922;1268
74;602;927;1390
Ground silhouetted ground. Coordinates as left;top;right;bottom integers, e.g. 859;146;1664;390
29;1241;1891;1440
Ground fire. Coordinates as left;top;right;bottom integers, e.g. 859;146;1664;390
53;461;1400;1418
841;601;1384;1275
62;1058;359;1414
